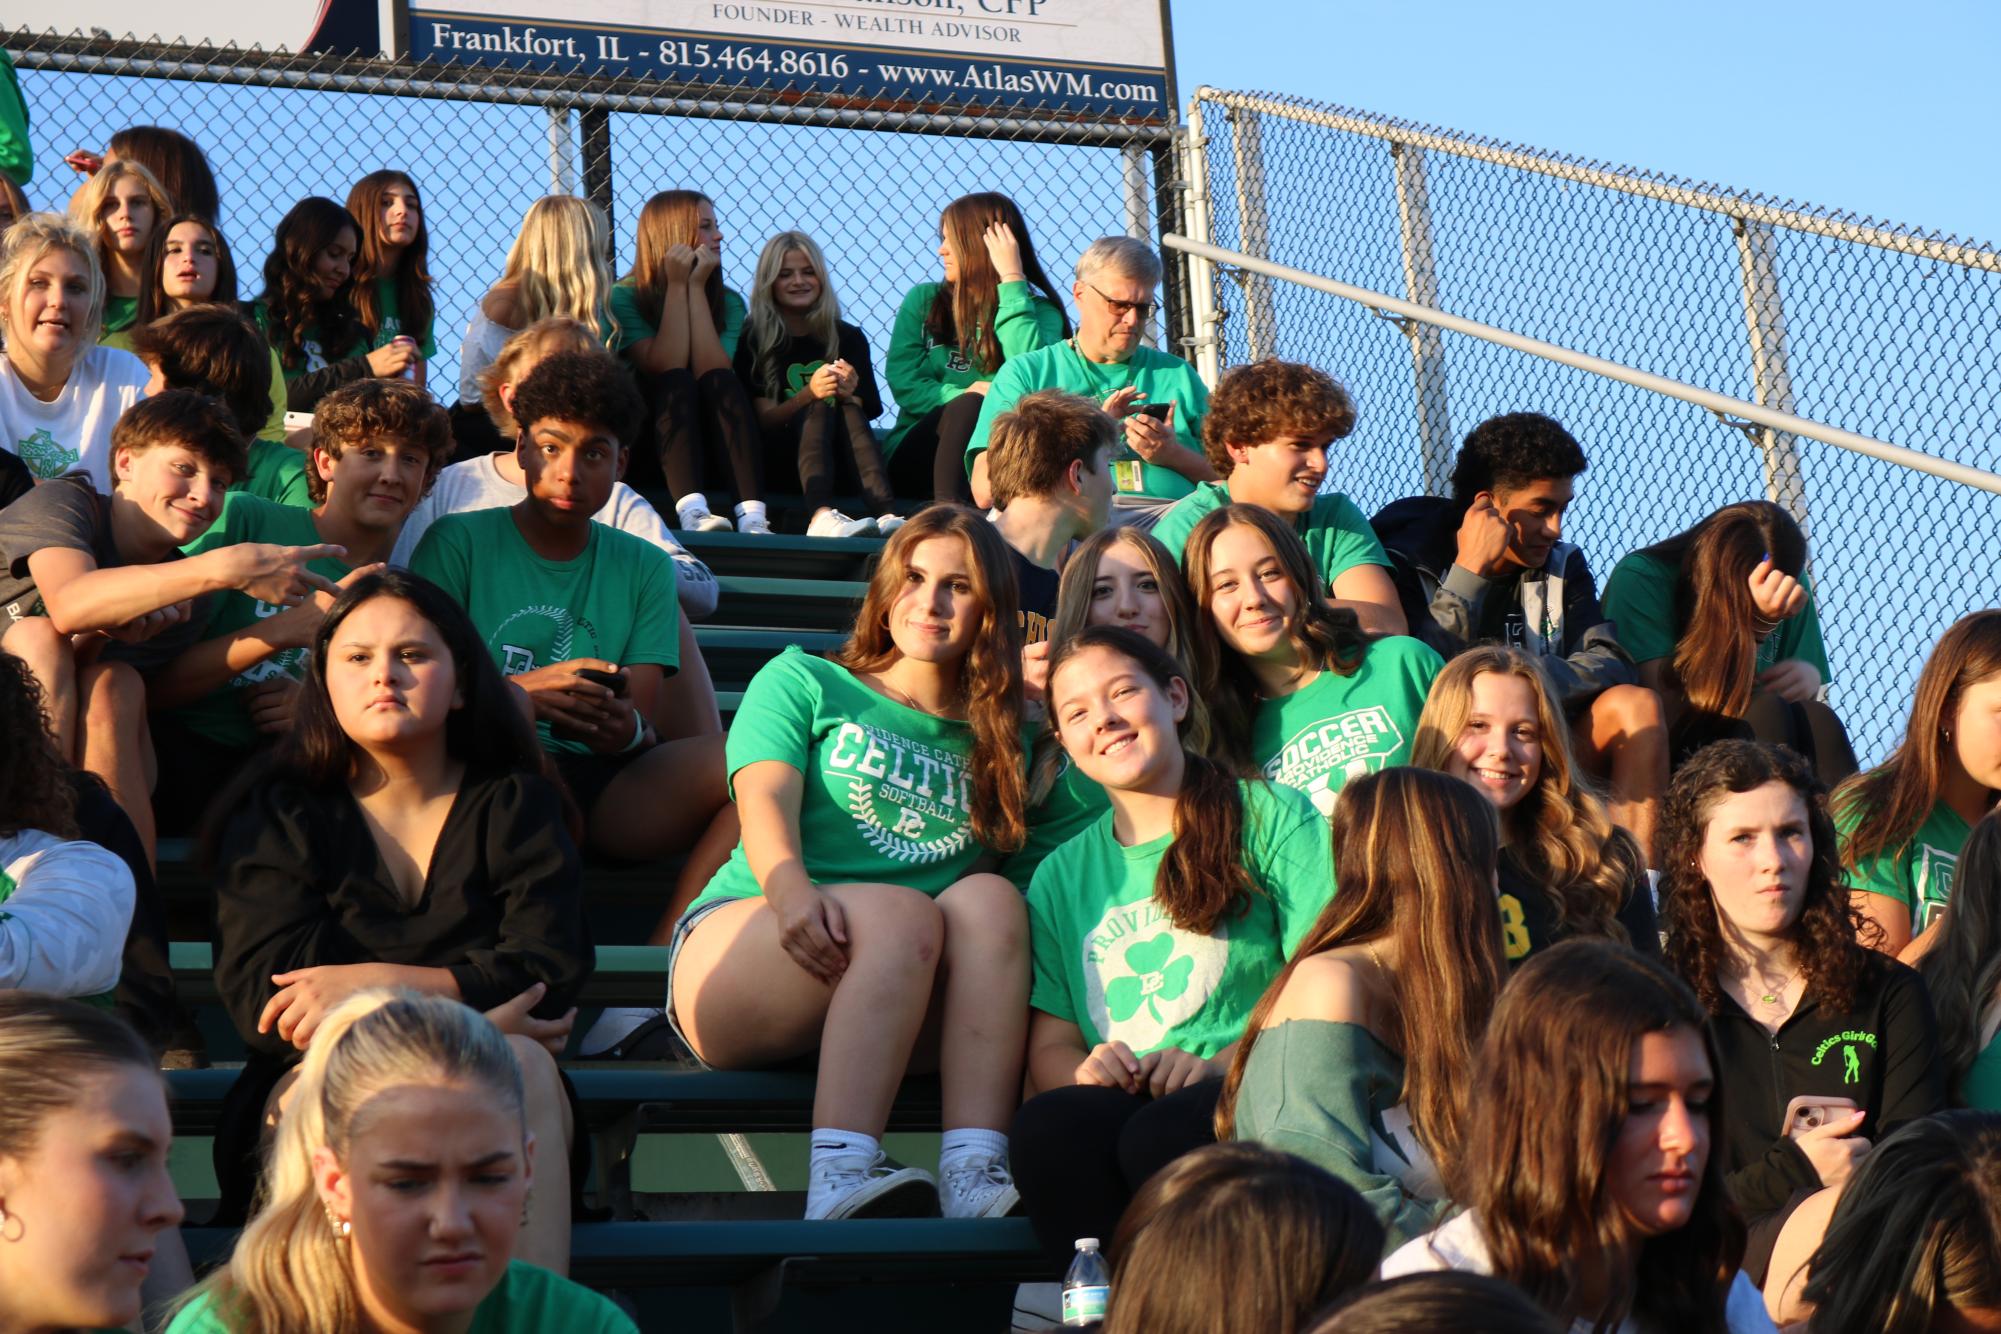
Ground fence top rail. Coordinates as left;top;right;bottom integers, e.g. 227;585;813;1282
4;27;1174;149
1190;86;2001;274
1163;232;2001;499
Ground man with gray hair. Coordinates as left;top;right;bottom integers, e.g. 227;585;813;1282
964;237;1213;527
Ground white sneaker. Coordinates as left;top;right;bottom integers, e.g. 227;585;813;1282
875;513;907;536
939;1153;1021;1219
735;510;774;536
678;503;732;533
804;1151;939;1221
807;507;875;539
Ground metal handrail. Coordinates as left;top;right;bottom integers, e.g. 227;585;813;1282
1161;233;2001;497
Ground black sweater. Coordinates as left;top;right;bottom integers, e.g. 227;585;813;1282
1499;847;1658;966
1708;957;1945;1218
214;766;590;1059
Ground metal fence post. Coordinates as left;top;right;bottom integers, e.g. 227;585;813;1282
1151;139;1193;368
1390;142;1453;494
1733;217;1810;525
1225;105;1276;362
545;103;577;195
581;108;614;234
1122;141;1159;349
1180;93;1223;384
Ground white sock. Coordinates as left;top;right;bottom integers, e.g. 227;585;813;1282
577;1005;661;1056
675;493;711;518
735;499;769;519
940;1127;1009;1172
810;1128;880;1175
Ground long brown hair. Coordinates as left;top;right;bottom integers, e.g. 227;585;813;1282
1104;1142;1383;1334
1411;646;1635;942
1456;940;1745;1333
0;652;79;838
133;212;239;325
1047;626;1262;935
1660;740;1876;1016
1641;500;1808;718
1834;610;2001;873
1186;504;1369;773
926;192;1069;374
1216;768;1505;1184
1919;811;2001;1096
836;505;1027;853
627;190;725;334
257;197;364;372
345;170;433;352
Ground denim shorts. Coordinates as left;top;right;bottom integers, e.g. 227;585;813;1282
662;896;740;1067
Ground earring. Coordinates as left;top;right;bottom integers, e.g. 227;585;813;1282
324;1205;351;1241
0;1204;21;1243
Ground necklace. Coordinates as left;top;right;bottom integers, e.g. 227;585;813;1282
876;674;958;720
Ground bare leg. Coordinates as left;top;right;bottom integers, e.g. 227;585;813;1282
508;1035;575;1276
932;874;1029;1132
4;616;79;759
78;660;157;868
656;616;722;739
586;732;728;862
1763;1182;1844;1325
1574;684;1668;864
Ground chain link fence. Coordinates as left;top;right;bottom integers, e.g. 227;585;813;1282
1183;87;2001;765
5;28;1180;433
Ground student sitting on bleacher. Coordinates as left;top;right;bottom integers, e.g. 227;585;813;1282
0;391;336;860
411;349;728;861
669;506;1033;1221
251;197;417;413
1150;360;1405;635
988;389;1118;648
64;157;169;340
129;300;307;507
209;570;588;1265
170;990;634;1331
346;170;436;394
147;379;451;836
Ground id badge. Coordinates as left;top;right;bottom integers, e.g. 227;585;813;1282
1112;459;1145;493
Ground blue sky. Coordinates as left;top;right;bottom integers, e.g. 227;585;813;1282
1169;0;1998;247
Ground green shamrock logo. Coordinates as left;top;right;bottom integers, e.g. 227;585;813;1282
785;359;829;396
1105;933;1195;1026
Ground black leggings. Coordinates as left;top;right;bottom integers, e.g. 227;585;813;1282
885;392;985;504
641;365;762;507
773;398;894;516
1011;1078;1222;1265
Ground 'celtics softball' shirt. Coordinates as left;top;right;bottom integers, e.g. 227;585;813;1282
1251;636;1444;817
1836;795;1972;935
688;646;988;910
410;507;680;755
1027;780;1333;1058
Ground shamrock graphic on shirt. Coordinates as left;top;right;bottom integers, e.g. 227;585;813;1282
1082;901;1228;1052
15;428;77;480
1106;935;1193;1028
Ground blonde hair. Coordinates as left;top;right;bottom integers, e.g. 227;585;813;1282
181;991;525;1334
743;230;840;400
497;196;617;343
0;212;106;348
478;316;602;438
66;159;172;275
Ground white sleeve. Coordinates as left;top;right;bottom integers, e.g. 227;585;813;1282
607;484;719;620
393;486;443;568
0;836;136;998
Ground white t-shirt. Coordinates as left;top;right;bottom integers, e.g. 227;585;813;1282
457;307;515;404
0;345;152;491
1382;1212;1777;1334
0;828;136;999
391;451;719;618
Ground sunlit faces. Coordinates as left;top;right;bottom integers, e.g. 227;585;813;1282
1222;431;1333;516
1051;644;1188;794
315;437;434;531
314;1082;531;1329
1075;271;1154;357
377;183;422;251
101;176;157;256
310;226;359;301
159;220;220;305
1203;522;1301;663
1950;674;2001;793
1491;476;1573;572
7;245;91;359
1608;1025;1712;1237
1086;541;1171;648
1696;780;1812;944
516;416;623;524
773;248;822;316
324;595;464;751
936;229;959;284
0;1067;184;1333
692;199;724;261
1444;671;1543;812
888;535;983;664
113;442;230;545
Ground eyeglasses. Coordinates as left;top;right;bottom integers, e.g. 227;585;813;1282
1087;283;1158;321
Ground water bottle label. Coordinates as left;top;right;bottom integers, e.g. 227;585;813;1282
1062;1284;1109;1324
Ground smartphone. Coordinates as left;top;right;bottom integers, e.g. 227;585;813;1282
1134;401;1172;422
282;412;314;432
1781;1095;1859;1138
575;667;629;697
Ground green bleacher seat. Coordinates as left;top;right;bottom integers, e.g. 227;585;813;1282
711;575;867;632
676;529;884;583
697;628;845;691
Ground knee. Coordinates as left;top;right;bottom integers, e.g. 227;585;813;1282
81;661;144;726
2;612;63;661
841;884;945;969
1597;684;1665;734
938;874;1027;956
505;1035;568;1117
941;391;985;430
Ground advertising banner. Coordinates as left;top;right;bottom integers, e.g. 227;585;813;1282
3;0;386;53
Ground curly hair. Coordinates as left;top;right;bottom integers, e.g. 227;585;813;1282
257;197;363;374
836;504;1027;853
1449;412;1587;507
0;652;80;839
1659;740;1877;1017
508;345;644;448
1200;359;1358;476
306;378;453;504
475;317;601;439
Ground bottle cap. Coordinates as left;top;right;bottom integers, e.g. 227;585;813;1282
1075;1237;1099;1250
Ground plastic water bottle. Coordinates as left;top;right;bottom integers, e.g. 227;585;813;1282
1061;1237;1109;1326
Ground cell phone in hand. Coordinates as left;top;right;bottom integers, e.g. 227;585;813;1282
1781;1095;1859;1138
1134;401;1172;421
575;667;629;697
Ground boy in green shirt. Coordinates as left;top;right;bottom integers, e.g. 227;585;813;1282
1151;359;1405;636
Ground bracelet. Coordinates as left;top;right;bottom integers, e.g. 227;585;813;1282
621;710;654;753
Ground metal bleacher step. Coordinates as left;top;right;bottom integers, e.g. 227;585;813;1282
677;528;885;583
711;575;866;633
695;627;844;692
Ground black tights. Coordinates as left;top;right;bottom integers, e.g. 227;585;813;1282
645;366;762;508
884;392;985;504
788;398;894;516
1010;1078;1222;1266
1670;693;1859;788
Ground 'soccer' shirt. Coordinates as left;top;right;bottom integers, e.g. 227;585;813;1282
0;344;151;488
1152;485;1391;588
1601;549;1832;682
1251;636;1443;817
1837;796;1972;935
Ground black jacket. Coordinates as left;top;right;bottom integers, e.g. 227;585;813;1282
1369;495;1635;709
213;766;591;1058
1707;957;1945;1218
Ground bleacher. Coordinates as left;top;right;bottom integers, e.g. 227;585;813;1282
158;519;1050;1333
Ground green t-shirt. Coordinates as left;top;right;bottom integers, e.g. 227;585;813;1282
260;347;288;442
1964;1032;2001;1112
1153;485;1391;589
690;646;988;909
1001;752;1112;889
1601;549;1832;682
172;493;351;749
367;277;439;357
249;301;364;378
1252;636;1443;818
102;295;138;335
409;507;680;755
165;1260;637;1334
1836;795;1971;934
883;279;1067;453
608;279;746;361
1027;779;1333;1058
966;342;1209;502
235;439;312;508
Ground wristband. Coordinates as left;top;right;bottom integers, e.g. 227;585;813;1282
621;709;652;753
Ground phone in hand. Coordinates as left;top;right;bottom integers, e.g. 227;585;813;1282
1781;1095;1859;1138
575;667;629;697
1134;401;1173;422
